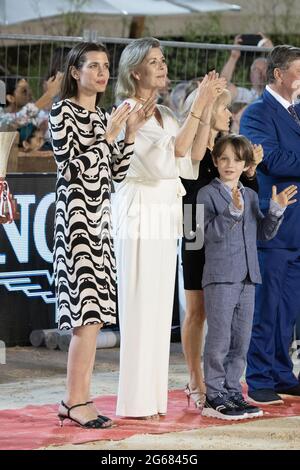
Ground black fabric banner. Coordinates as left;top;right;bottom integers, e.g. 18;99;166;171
0;173;56;346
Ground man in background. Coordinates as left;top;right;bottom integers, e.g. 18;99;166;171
240;45;300;404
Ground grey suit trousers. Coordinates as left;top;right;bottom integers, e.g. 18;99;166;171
203;280;255;399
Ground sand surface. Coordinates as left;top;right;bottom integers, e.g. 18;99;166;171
1;344;300;450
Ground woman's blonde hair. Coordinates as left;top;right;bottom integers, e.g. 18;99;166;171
210;89;231;128
182;87;231;128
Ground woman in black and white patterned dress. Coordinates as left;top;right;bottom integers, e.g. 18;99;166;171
49;42;155;429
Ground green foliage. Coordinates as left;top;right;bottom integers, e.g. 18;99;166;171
183;13;223;42
59;0;90;36
0;42;73;99
163;26;300;86
1;27;300;101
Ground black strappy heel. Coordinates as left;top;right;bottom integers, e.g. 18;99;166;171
58;400;113;428
86;400;113;426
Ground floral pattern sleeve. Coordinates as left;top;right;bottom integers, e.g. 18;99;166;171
0;103;39;130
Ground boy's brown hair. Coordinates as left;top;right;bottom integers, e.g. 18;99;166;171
212;133;255;167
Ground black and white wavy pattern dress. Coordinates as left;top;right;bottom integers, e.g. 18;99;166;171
49;99;133;330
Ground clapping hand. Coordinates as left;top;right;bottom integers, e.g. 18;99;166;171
105;102;132;144
232;187;244;211
245;143;263;178
272;185;298;208
252;144;263;166
126;94;157;135
206;71;227;103
192;71;227;115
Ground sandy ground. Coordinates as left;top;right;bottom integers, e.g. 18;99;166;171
1;343;300;450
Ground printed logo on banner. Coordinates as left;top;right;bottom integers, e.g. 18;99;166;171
0;191;56;306
0;193;55;264
0;270;55;304
0;177;57;343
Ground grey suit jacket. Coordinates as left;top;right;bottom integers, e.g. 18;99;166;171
197;178;283;288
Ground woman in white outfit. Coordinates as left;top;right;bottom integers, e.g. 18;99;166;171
114;37;226;418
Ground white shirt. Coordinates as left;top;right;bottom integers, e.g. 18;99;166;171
235;87;259;105
266;85;293;109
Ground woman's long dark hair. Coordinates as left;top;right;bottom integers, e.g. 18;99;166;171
46;46;72;80
60;42;109;106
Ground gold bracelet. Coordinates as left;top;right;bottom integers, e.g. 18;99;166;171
190;112;210;125
190;111;201;120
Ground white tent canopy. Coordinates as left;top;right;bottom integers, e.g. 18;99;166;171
0;0;240;25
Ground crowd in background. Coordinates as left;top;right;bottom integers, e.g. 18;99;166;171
1;33;300;426
0;35;275;154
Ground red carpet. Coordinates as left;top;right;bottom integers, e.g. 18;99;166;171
0;389;300;450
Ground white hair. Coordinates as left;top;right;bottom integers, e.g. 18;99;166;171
115;37;161;101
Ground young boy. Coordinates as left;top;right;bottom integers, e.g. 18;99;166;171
197;134;297;420
19;125;45;153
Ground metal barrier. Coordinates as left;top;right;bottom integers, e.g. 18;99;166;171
0;33;271;106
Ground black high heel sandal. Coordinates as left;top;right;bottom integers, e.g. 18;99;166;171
86;400;113;425
58;400;112;428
